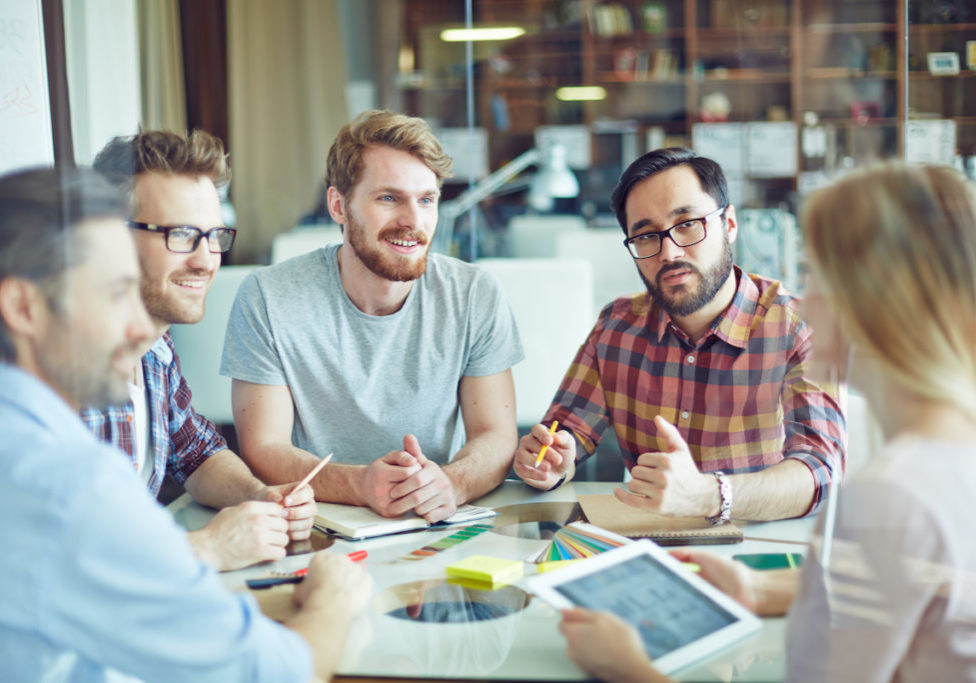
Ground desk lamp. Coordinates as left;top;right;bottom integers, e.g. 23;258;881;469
434;143;580;256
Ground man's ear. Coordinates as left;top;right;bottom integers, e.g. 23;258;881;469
326;186;347;226
0;277;49;339
724;205;738;245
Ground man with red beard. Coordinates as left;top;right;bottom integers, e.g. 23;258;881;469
514;148;845;523
83;130;317;571
222;110;523;522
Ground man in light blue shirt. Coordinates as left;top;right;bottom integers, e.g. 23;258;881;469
0;166;370;681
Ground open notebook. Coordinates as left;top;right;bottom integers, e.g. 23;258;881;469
313;501;496;541
577;494;742;545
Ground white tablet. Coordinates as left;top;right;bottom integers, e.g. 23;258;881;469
526;539;761;674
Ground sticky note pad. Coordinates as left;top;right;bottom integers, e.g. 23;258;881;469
446;555;523;586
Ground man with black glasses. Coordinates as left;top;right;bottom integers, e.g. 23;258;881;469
84;130;317;570
514;147;846;522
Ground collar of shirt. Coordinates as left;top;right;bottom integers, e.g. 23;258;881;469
0;363;92;444
652;265;769;350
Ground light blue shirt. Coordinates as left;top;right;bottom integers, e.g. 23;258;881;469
0;363;312;682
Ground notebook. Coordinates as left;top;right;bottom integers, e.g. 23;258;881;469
577;494;742;545
313;501;496;541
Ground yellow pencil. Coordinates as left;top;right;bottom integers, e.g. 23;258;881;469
534;421;559;466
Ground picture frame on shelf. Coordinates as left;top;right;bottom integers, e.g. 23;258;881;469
850;101;881;124
927;52;960;75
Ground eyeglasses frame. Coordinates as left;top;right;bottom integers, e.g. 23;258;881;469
127;221;237;254
622;205;728;259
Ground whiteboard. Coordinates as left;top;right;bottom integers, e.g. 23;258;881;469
0;0;55;175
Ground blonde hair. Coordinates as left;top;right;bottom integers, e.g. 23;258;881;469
325;109;453;197
802;163;976;420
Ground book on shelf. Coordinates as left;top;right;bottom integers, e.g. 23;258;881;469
313;501;496;541
577;494;743;546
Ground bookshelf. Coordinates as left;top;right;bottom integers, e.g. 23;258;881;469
394;0;976;209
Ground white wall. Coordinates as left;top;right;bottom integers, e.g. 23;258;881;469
63;0;141;164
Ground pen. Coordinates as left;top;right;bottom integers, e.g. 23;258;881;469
534;420;559;466
245;550;368;589
284;453;333;500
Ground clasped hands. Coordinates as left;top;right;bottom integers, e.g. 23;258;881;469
358;434;458;523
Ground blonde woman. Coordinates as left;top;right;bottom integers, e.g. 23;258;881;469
557;163;976;682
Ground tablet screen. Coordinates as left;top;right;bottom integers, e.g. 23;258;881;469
553;553;738;658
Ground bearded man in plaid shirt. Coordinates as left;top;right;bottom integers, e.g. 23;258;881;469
514;148;845;523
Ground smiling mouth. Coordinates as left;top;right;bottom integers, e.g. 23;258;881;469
172;278;210;291
387;238;420;248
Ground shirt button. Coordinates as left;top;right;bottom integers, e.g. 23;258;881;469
687;355;695;364
681;411;690;420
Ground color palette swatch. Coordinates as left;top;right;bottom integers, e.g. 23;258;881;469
400;523;492;560
531;521;627;563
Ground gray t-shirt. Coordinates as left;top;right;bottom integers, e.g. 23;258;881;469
220;244;523;465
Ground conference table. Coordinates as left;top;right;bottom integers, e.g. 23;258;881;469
169;480;815;681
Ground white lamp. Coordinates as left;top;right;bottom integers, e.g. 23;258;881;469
435;143;580;255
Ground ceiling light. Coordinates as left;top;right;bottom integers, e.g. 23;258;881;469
556;86;607;101
440;27;526;42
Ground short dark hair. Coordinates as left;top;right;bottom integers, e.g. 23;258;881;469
93;129;230;196
0;166;126;361
609;147;729;234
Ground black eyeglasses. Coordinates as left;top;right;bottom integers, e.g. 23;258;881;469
128;221;237;254
623;206;726;259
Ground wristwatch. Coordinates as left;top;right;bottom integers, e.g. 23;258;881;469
707;471;732;525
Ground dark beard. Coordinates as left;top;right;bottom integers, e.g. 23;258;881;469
641;238;733;317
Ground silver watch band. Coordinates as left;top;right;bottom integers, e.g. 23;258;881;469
707;471;732;525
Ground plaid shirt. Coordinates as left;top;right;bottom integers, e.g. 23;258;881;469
545;267;846;515
81;332;226;496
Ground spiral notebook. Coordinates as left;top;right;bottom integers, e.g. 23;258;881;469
577;494;742;546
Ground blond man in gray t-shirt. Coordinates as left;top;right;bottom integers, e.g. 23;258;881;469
221;110;523;523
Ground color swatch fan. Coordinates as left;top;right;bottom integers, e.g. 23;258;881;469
531;521;630;563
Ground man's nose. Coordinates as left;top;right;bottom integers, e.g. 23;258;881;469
127;290;155;343
657;232;685;261
186;235;220;271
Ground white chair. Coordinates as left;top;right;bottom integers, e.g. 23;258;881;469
507;214;586;257
169;265;257;425
844;389;882;477
555;229;642;309
475;258;595;428
271;224;344;263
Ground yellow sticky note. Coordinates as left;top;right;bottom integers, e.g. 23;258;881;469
446;555;524;586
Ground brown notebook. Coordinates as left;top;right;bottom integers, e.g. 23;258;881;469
577;494;743;546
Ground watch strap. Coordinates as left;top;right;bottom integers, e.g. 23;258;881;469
707;470;732;525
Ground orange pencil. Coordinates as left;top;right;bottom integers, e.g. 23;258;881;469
285;452;333;500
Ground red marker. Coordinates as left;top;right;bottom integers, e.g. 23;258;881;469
246;550;368;589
